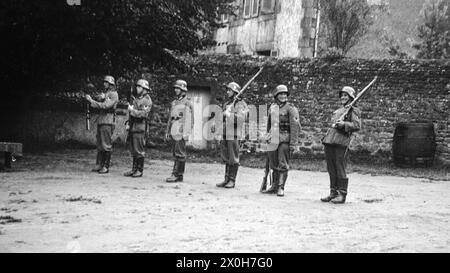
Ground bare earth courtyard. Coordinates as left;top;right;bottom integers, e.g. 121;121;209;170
0;149;449;253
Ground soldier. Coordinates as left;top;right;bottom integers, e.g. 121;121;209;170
262;85;300;197
123;79;152;178
216;82;248;189
165;80;193;183
85;75;119;174
321;86;361;204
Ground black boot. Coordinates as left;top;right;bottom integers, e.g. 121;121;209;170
262;170;278;194
277;171;288;197
98;151;110;174
177;161;185;181
216;164;230;187
132;157;144;178
91;152;102;172
331;178;348;204
321;176;339;202
124;157;137;177
224;164;238;188
166;161;182;182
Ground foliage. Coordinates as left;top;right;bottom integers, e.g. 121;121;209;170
319;0;374;55
0;0;234;93
415;0;450;59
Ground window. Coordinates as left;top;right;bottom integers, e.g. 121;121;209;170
243;0;251;18
243;0;260;18
261;0;274;13
252;0;259;17
256;50;271;56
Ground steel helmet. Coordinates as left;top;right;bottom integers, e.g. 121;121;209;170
136;79;150;90
104;75;115;85
226;82;241;93
173;80;188;92
274;84;289;97
339;86;356;100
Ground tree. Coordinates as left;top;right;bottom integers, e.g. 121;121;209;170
319;0;374;55
0;0;234;93
415;0;450;59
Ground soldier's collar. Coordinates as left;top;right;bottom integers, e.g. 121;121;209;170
277;101;287;107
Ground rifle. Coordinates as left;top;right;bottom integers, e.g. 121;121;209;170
227;65;265;110
125;81;135;143
332;76;378;128
85;100;90;131
82;87;102;131
260;155;272;192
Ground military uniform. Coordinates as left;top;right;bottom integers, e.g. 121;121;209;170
166;80;193;182
321;86;361;204
124;79;152;178
216;82;248;189
263;97;300;196
88;76;119;174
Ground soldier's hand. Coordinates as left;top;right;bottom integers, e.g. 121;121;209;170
165;133;170;141
125;124;130;131
335;120;345;127
85;95;92;101
128;104;134;111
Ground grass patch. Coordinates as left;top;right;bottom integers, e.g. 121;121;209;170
63;196;102;204
16;147;450;181
0;216;22;224
362;198;384;203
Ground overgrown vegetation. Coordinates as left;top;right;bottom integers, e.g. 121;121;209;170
0;0;234;94
319;0;374;55
415;0;450;59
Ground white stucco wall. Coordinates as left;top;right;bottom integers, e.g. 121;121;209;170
274;0;303;58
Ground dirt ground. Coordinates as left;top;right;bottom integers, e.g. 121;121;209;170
0;149;449;253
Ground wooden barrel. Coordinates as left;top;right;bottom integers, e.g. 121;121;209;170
392;122;436;167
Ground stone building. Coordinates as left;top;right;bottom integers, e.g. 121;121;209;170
210;0;320;58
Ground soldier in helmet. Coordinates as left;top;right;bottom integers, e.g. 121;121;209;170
123;79;153;178
216;82;248;189
321;86;361;204
85;75;119;174
262;85;300;197
165;80;194;183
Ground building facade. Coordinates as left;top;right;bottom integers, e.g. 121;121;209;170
211;0;320;58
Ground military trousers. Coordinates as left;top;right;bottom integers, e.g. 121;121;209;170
129;132;145;158
324;144;348;180
96;124;114;152
172;138;187;162
268;142;290;172
220;140;240;165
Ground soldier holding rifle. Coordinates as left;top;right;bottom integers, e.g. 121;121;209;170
85;75;119;174
261;85;300;197
215;82;249;189
321;77;376;204
123;79;152;178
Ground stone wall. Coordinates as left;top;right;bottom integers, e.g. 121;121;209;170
2;55;449;164
157;55;450;164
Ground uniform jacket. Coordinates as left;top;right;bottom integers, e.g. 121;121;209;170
166;94;194;139
267;102;301;145
223;98;248;140
129;92;152;133
322;106;361;147
90;88;119;125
